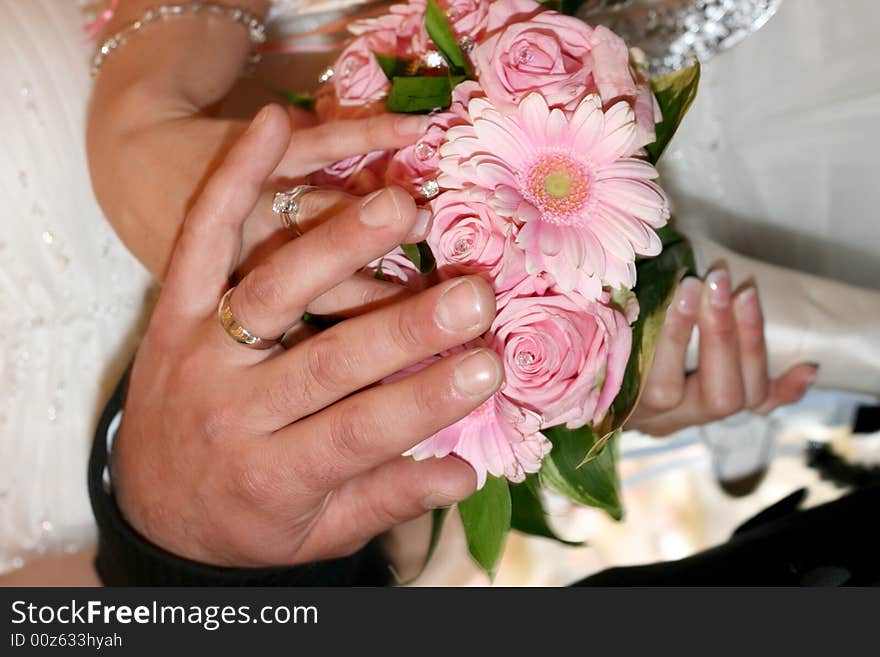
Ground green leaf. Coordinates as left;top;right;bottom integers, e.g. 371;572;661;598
510;475;584;546
425;0;470;74
400;241;436;274
598;229;696;437
375;53;413;80
386;76;454;113
646;60;701;164
541;427;623;521
458;475;511;580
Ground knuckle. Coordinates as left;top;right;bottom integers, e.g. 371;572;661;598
388;308;426;355
304;330;358;395
238;263;286;318
233;454;283;507
705;391;744;420
703;312;737;339
199;403;240;445
327;400;375;466
642;382;684;412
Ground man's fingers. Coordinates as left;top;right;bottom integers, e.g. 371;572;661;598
639;277;701;412
754;363;818;415
163;104;291;316
698;268;746;419
275;347;502;492
229;186;430;339
732;284;770;409
295;456;476;562
278;114;428;177
244;275;496;431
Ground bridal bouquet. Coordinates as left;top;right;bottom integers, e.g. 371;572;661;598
306;0;700;578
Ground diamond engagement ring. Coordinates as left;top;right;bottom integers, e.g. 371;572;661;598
272;185;317;237
217;288;283;350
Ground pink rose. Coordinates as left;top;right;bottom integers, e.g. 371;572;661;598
350;1;429;58
474;0;596;111
589;26;659;148
333;38;391;106
444;0;491;41
489;289;632;429
426;190;527;293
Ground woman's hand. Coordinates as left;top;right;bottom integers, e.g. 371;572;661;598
87;0;424;279
626;270;818;436
113;106;502;566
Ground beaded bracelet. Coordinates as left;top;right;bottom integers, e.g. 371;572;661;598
91;2;267;77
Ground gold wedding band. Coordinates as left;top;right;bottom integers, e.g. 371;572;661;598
217;288;283;350
272;185;317;237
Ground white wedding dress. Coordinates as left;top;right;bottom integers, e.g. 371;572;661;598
1;0;878;578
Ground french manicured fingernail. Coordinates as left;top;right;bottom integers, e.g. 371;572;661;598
396;114;430;136
453;349;502;397
246;106;270;134
734;285;761;325
435;279;485;332
706;269;731;309
674;277;701;317
409;208;432;241
359;188;401;228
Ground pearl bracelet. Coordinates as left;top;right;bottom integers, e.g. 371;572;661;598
91;2;267;77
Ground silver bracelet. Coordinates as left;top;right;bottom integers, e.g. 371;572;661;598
91;2;267;77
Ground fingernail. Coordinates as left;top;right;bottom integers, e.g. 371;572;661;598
435;279;486;332
410;208;432;241
674;277;701;317
359;188;401;228
421;493;456;510
806;363;820;387
734;285;761;326
706;269;731;309
396;114;430;136
453;349;502;397
246;106;270;134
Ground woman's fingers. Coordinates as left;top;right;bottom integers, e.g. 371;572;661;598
639;277;701;412
274;348;502;493
295;456;476;562
754;363;818;415
278;113;428;177
243;275;496;431
229;186;430;340
697;268;746;419
163;104;291;316
732;284;771;409
306;272;414;317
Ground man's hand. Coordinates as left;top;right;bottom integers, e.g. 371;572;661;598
113;105;502;567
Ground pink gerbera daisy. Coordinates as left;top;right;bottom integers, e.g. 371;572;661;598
407;392;551;489
438;92;670;296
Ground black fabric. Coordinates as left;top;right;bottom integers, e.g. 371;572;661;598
87;372;392;587
575;484;880;586
89;371;879;587
853;405;880;434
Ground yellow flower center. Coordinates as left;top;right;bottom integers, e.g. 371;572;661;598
544;173;573;199
521;153;592;225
